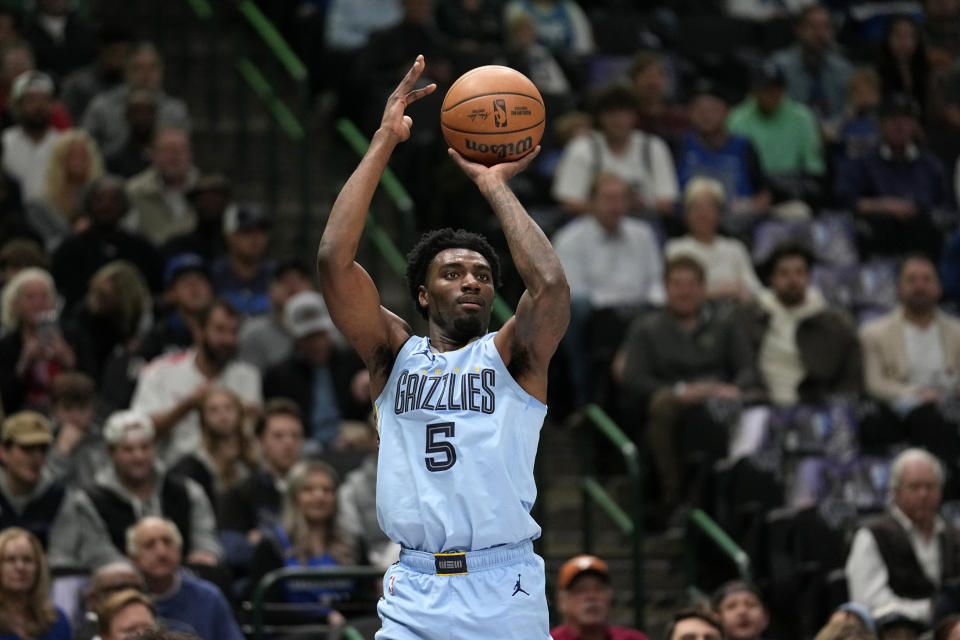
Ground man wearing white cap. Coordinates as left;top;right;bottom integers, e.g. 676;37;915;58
262;290;369;451
48;408;221;571
1;69;61;202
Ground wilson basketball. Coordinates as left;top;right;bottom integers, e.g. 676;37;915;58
440;65;545;165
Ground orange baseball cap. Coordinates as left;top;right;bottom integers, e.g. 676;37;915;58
557;554;610;590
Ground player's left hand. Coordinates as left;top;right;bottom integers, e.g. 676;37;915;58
448;146;541;189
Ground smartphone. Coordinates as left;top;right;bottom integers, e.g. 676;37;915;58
34;310;60;344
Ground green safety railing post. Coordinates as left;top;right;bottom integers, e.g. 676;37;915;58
686;508;752;589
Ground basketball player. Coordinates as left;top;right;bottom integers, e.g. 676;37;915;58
316;55;570;639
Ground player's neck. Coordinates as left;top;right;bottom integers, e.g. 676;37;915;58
427;334;481;353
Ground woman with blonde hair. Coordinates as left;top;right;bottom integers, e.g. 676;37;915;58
29;129;104;250
248;459;366;628
0;527;72;640
169;385;256;509
65;260;151;380
0;268;90;413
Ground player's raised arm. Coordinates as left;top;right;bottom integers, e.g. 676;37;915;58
316;56;435;394
448;148;570;402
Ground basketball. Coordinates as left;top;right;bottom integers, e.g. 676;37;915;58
440;65;545;165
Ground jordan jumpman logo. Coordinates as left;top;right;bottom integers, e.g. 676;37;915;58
512;573;529;596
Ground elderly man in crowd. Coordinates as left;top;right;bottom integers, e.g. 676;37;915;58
550;554;648;640
846;448;960;623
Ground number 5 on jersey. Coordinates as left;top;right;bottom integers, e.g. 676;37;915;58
425;422;457;471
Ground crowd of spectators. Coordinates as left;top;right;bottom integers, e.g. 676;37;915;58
5;0;960;639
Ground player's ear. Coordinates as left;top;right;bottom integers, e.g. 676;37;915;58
417;285;429;311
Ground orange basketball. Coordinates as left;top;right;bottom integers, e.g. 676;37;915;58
440;65;545;165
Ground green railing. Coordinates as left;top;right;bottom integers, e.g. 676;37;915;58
684;507;752;597
248;565;385;640
578;403;643;629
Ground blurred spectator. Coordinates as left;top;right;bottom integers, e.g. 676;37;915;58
50;175;163;308
0;182;31;250
238;256;312;371
830;1;924;57
209;203;273;316
665;609;724;640
137;253;212;362
127;517;242;640
160;174;231;262
0;268;92;414
338;446;399;571
835;94;948;260
94;589;156;640
248;460;366;628
933;612;960;640
665;177;762;303
725;0;816;22
860;256;960;461
630;51;689;148
835;68;882;167
218;399;304;563
437;0;506;73
552;84;678;218
82;42;190;157
44;371;107;489
64;260;151;382
825;602;877;636
104;89;156;179
0;238;44;293
875;16;930;114
552;173;664;406
503;0;593;57
875;612;927;640
770;5;852;135
550;554;648;640
0;8;20;55
0;411;66;548
846;449;957;624
27;129;104;251
2;70;61;203
48;409;222;571
323;0;402;54
168;386;256;513
677;79;771;222
502;10;572;109
924;0;960;71
747;243;861;406
728;62;824;205
131;299;261;466
0;45;72;132
263;291;370;451
75;563;146;640
126;127;199;246
613;255;757;515
0;527;71;640
712;581;771;640
60;26;133;122
22;0;96;79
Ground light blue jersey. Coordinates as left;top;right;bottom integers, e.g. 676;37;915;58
375;333;545;553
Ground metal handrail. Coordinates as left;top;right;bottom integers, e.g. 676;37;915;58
685;507;753;590
579;403;644;629
236;0;309;83
250;565;384;640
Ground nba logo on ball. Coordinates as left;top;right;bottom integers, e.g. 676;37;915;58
441;65;545;165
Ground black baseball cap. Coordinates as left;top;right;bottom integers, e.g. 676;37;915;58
222;203;271;234
752;61;786;87
164;253;207;287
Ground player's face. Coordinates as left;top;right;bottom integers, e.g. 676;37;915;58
297;470;337;525
561;574;612;627
421;248;495;342
717;591;769;640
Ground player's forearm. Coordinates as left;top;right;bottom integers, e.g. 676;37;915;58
317;129;400;271
481;180;566;296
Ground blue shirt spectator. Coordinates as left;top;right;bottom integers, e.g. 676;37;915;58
210;203;274;316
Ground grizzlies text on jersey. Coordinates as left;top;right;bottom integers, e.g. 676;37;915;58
375;333;546;553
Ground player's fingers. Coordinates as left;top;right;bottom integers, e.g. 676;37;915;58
405;83;436;103
403;115;413;129
398;55;425;92
511;145;541;171
447;148;470;169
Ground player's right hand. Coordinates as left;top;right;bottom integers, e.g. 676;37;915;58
380;54;436;142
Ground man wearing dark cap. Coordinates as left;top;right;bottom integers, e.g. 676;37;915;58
729;62;825;202
677;79;771;220
160;173;231;262
0;411;66;547
210;203;274;316
237;256;312;371
137;253;213;362
835;93;949;259
550;554;648;640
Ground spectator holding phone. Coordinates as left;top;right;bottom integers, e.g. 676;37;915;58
0;267;91;414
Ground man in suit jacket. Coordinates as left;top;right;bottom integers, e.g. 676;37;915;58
860;255;960;475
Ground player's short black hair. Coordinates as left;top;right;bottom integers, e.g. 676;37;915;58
405;228;503;319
